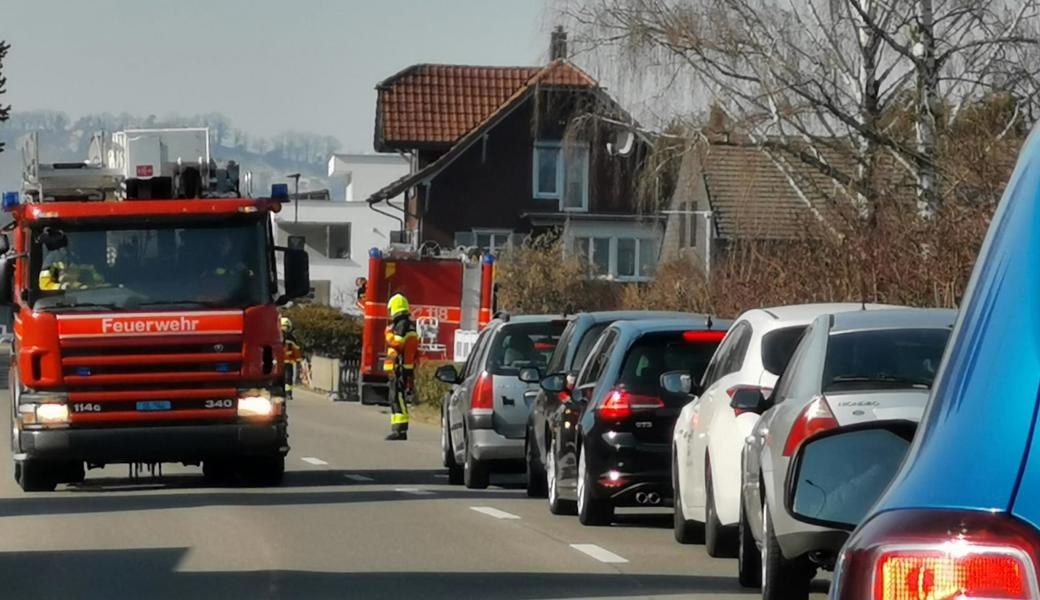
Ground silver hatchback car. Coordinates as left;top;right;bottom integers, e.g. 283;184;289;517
737;308;956;600
438;315;567;489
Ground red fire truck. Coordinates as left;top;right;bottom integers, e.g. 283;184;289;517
359;248;494;404
1;128;310;491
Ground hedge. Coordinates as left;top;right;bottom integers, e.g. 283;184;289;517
414;359;462;411
281;304;362;358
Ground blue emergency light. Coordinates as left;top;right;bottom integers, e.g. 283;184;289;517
2;192;19;212
271;184;289;200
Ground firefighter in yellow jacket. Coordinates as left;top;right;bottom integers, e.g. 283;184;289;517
282;317;302;400
384;293;419;441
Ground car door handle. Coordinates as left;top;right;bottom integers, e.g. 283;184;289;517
757;427;768;438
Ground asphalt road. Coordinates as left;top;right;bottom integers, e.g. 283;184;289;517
0;386;829;600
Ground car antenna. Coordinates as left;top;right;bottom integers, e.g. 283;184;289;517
706;315;713;329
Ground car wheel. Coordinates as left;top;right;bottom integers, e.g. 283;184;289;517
463;432;489;490
577;444;613;526
17;460;58;492
442;411;463;485
704;461;738;557
547;435;577;515
738;493;762;588
203;458;235;483
673;448;704;544
761;503;814;600
525;428;547;498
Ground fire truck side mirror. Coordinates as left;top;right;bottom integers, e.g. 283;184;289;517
278;247;310;305
0;234;9;255
0;256;14;306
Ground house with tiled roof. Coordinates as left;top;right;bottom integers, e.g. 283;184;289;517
662;137;878;273
366;29;663;282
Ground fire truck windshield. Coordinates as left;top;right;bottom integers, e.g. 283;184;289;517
28;218;271;311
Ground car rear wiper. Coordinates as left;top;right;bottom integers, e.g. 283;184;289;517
830;374;931;388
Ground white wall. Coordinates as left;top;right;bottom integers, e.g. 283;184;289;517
328;153;410;204
273;154;409;312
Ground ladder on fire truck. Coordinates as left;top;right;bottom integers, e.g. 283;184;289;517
20;128;243;203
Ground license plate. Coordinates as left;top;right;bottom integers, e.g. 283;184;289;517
136;400;171;411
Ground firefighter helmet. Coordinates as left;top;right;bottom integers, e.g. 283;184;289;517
387;293;410;317
280;317;293;332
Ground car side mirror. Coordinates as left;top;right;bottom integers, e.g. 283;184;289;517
434;365;460;385
730;387;770;414
518;367;541;384
660;370;702;396
277;247;310;305
786;420;917;532
540;373;568;393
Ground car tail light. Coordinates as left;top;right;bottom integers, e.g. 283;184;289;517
598;387;665;420
471;371;493;411
782;395;838;456
833;510;1040;600
683;330;726;343
726;385;773;416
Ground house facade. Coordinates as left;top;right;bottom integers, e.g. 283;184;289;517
273;153;408;310
365;33;663;282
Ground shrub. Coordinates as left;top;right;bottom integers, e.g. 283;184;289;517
414;359;461;411
495;233;623;314
282;304;362;358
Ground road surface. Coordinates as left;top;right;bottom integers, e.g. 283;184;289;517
0;386;829;599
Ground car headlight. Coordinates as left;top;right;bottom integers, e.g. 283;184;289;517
237;389;284;417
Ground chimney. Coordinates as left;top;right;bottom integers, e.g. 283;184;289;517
550;26;568;60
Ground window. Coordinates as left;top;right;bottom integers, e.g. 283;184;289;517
474;230;513;254
485;321;567;376
572;236;659;281
822;328;951;392
618;331;721;395
279;223;350;259
761;326;809;376
533;140;589;212
577;329;618;388
772;326;813;404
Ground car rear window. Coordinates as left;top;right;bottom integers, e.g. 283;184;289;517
822;328;951;392
571;323;609;372
617;331;722;395
486;321;567;376
761;325;808;376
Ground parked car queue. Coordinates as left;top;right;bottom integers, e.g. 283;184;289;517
433;300;958;600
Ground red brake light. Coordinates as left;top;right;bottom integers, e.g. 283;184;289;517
472;371;493;410
782;395;838;456
598;388;664;420
683;330;726;343
834;510;1040;600
875;549;1029;600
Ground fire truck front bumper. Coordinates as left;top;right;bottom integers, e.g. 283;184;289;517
17;421;289;464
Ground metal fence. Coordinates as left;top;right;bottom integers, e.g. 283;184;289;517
337;355;361;402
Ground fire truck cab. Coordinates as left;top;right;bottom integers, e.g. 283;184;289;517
1;128;310;491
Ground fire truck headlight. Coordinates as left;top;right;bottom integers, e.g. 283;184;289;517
34;403;70;425
237;389;275;417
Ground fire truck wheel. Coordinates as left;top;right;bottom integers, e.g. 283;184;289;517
16;460;58;492
243;455;285;486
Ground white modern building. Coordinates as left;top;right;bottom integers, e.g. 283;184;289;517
272;153;409;311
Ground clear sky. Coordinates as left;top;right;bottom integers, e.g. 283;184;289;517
3;0;551;151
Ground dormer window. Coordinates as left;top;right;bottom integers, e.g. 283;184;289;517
533;140;589;212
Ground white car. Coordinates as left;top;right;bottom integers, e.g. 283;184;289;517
671;303;892;556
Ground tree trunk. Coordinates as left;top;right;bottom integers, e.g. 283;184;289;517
915;0;940;218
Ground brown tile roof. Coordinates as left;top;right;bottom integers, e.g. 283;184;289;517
375;60;597;150
682;144;849;240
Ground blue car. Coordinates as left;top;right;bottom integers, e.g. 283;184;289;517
783;128;1040;599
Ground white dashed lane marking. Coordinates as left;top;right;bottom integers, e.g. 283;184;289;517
395;488;435;495
300;457;328;466
569;544;629;564
469;506;521;520
344;474;374;482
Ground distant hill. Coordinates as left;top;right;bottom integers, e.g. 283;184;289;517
0;110;345;198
